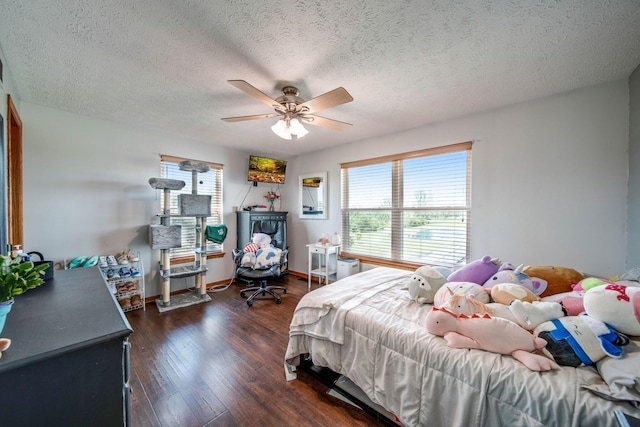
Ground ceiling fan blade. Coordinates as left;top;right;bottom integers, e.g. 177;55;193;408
227;80;279;109
221;113;280;122
301;114;353;131
299;87;353;113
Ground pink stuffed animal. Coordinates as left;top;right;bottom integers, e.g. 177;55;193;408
441;293;564;330
425;307;559;371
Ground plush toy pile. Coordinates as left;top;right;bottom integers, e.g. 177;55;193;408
414;255;640;375
239;233;282;269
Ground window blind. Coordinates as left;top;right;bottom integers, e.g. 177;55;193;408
159;155;224;258
340;142;471;268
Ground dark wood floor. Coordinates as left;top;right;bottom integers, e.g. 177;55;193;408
125;275;388;427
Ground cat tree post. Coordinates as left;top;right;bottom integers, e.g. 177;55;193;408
148;178;185;307
178;160;211;299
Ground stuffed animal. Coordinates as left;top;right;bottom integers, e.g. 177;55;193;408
254;246;283;269
583;284;640;336
508;300;566;330
542;291;586;316
433;281;490;307
252;233;272;248
243;242;260;253
425;307;558;371
534;315;629;367
447;256;502;285
407;266;447;304
240;252;256;268
482;264;547;296
0;338;10;360
491;283;540;305
523;265;584;297
571;277;612;292
241;233;275;268
440;293;518;323
442;294;564;330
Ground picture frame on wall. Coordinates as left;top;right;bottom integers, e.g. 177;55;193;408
299;172;327;220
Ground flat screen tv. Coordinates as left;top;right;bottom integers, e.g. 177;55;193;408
248;155;287;184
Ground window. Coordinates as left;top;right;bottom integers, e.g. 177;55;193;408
340;142;471;268
159;155;223;260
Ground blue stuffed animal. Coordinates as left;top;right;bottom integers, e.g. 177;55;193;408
533;314;629;367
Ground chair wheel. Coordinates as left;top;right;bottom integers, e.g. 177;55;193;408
247;300;253;307
276;299;281;304
283;289;286;294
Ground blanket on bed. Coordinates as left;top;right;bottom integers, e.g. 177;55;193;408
285;267;640;427
288;267;411;344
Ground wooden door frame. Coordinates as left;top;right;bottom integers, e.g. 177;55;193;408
7;94;23;249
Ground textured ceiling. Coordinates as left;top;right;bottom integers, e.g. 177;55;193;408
1;0;639;157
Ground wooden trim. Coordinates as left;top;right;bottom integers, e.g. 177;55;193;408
7;94;23;248
287;270;307;280
338;251;422;271
170;251;225;265
340;141;472;168
160;154;223;169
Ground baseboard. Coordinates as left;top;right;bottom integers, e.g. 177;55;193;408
144;272;311;303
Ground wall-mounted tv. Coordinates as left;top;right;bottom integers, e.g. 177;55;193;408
248;155;287;184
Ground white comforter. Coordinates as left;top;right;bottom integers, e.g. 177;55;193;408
285;267;640;427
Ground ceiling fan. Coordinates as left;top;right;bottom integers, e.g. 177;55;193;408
221;80;353;140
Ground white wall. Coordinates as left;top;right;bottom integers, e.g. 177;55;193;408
14;78;635;296
20;102;295;298
628;65;640;270
292;80;630;278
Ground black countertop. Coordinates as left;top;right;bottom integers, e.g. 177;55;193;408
0;266;133;372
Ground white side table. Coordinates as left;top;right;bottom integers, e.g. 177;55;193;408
307;243;341;291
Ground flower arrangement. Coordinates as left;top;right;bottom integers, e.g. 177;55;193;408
265;190;280;211
265;190;280;201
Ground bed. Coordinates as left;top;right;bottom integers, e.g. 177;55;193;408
285;267;640;427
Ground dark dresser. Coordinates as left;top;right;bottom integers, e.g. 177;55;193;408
0;267;133;426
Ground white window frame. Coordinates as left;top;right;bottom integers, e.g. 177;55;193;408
340;141;472;269
159;155;224;262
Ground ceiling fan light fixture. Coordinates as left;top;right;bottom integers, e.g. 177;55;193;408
289;118;309;138
271;119;292;140
225;80;353;137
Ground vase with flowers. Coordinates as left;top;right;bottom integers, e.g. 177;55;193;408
265;190;280;211
0;254;49;334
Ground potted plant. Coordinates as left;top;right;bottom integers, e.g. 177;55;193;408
0;254;49;334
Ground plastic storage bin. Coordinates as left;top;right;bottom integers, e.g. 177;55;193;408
337;258;360;280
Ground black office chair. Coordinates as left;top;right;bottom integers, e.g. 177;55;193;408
234;219;288;306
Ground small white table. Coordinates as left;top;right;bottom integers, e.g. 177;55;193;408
307;243;341;291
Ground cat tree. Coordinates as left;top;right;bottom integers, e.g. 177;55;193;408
148;160;211;312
